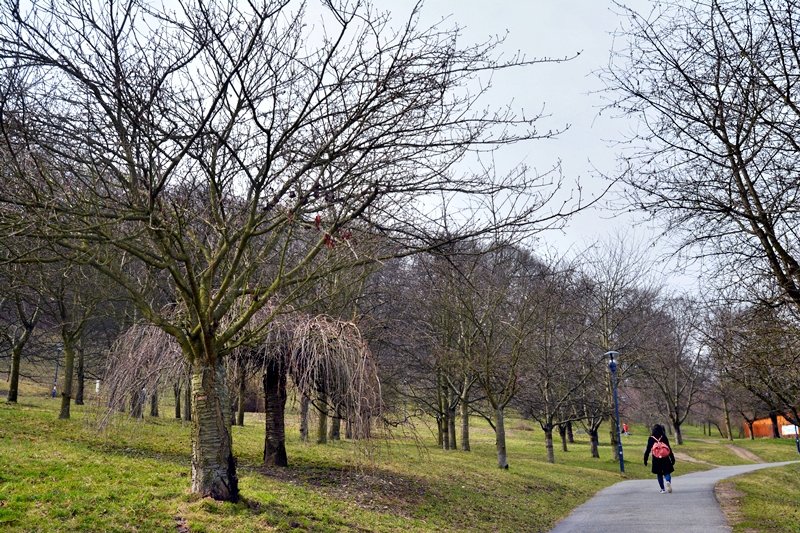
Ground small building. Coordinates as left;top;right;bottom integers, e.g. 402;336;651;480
744;414;798;439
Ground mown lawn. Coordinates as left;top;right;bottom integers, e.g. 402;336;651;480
1;383;798;532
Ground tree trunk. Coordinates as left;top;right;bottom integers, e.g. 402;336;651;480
722;396;733;441
345;418;353;439
75;348;85;405
263;359;288;467
495;406;508;468
460;397;470;451
437;416;444;447
673;421;683;445
7;345;22;403
183;376;192;422
589;428;600;458
299;393;309;442
558;423;568;452
131;388;144;418
447;402;457;450
770;412;780;438
329;414;341;441
545;424;555;463
174;382;182;419
190;358;239;502
236;366;246;427
150;388;159;417
746;420;755;440
317;392;328;444
566;421;574;444
58;340;76;420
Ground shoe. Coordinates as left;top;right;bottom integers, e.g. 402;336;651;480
666;481;672;493
659;489;666;493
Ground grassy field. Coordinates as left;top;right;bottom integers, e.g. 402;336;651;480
1;381;798;532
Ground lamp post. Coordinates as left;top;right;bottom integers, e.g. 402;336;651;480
606;350;624;473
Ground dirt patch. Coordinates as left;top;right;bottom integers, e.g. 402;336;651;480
716;481;745;529
259;463;427;517
725;444;764;463
673;451;715;465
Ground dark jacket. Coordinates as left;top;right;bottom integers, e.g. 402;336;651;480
644;434;675;475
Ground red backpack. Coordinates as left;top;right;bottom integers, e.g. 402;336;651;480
651;436;671;459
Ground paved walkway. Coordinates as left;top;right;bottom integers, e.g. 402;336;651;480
549;461;799;533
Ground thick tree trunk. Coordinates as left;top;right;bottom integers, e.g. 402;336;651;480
150;388;159;417
746;420;755;440
495;406;508;469
345;418;353;439
673;421;683;445
299;393;309;442
58;341;76;420
317;392;328;444
236;367;246;427
566;421;574;444
174;382;182;419
460;397;470;451
131;388;144;418
589;428;600;458
770;412;781;438
263;359;288;467
190;358;239;502
447;403;457;450
558;423;568;452
329;414;341;441
545;425;555;463
7;346;22;403
75;348;85;405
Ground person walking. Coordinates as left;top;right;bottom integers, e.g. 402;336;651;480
644;424;675;493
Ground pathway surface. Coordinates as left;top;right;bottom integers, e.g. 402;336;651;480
549;461;798;533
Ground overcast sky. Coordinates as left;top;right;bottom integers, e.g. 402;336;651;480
376;1;701;291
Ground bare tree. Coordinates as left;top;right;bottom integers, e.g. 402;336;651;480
633;297;710;444
0;0;579;500
0;259;44;403
606;0;800;311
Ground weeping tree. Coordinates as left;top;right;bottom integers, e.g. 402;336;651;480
102;309;379;470
0;0;578;501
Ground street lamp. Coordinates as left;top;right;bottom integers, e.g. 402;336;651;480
606;350;624;473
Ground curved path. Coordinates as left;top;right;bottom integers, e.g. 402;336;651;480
549;461;798;533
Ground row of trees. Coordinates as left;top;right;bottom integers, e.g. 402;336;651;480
2;0;800;505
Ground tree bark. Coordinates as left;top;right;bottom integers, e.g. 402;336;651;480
460;397;470;451
770;412;781;438
236;366;246;427
263;359;288;467
190;358;239;502
131;388;144;418
329;414;341;441
447;402;457;450
589;428;600;458
174;382;182;419
58;340;76;419
74;348;85;405
299;393;309;442
566;421;574;444
495;406;508;468
558;423;568;452
545;424;555;463
7;345;22;403
722;396;733;441
317;392;328;444
183;375;192;422
671;421;684;444
150;388;159;417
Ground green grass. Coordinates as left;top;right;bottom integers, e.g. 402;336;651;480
726;463;800;532
1;384;798;532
